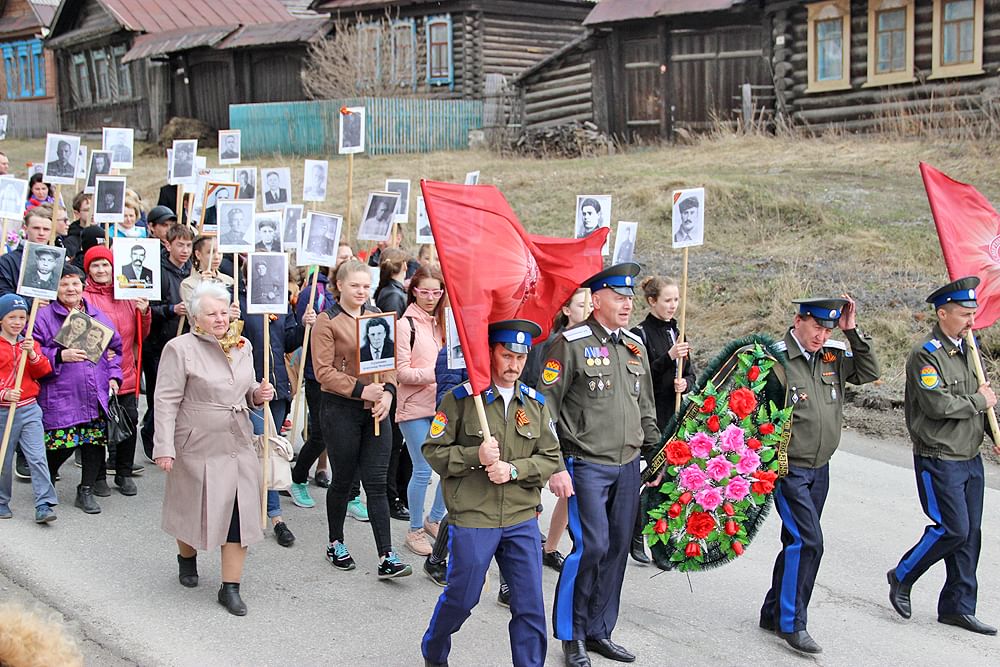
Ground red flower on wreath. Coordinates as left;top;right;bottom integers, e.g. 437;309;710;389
685;542;702;558
747;365;761;381
686;511;715;539
707;415;721;433
746;437;762;450
729;387;757;420
654;518;668;534
759;422;775;435
700;396;717;414
666;440;692;466
752;470;778;495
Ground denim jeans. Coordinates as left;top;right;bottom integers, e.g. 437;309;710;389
398;417;446;531
0;403;58;510
251;400;289;520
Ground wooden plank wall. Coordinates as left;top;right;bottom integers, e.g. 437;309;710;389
481;14;584;80
0;100;59;138
773;0;1000;130
521;54;594;129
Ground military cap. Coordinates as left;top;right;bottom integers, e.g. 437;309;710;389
678;196;699;213
488;319;542;354
927;276;979;309
793;297;847;329
258;218;277;230
34;246;62;260
584;262;641;296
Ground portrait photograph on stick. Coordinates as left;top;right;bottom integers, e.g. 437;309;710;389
254;212;283;253
464;171;480;186
385;179;410;223
445;307;465;370
93;176;127;224
200;181;239;232
247;252;288;315
217;200;255;253
42;133;81;185
302;160;329;202
415;196;433;244
0;176;28;220
84;150;112;193
113;237;162;300
0;114;6;141
54;310;114;364
612;221;639;264
575;194;612;254
672;187;706;249
235;167;256;201
357;312;396;375
261;167;291;211
218;130;241;165
282;205;304;249
17;242;66;301
339;106;365;154
357;191;400;241
76;146;88;181
169;139;198;185
103;127;134;169
298;211;342;267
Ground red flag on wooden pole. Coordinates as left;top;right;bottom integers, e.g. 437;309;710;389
421;179;607;394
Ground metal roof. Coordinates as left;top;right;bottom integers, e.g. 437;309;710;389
216;16;330;49
90;0;292;33
121;25;236;62
583;0;742;26
311;0;592;12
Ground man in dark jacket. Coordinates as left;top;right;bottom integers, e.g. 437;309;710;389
0;208;56;308
64;192;92;263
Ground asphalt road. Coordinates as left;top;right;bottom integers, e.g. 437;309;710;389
1;428;998;666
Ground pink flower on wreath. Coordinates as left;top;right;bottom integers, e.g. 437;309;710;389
695;486;724;511
735;448;762;475
688;432;716;459
719;424;745;452
678;464;709;491
725;475;751;501
705;455;733;482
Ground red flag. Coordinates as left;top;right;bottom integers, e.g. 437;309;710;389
421;180;608;394
920;162;1000;329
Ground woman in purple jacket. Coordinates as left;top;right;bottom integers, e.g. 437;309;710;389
34;263;123;514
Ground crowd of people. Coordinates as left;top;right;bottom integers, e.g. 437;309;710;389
0;149;994;666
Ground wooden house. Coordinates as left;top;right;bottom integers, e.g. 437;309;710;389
0;0;59;137
307;0;594;100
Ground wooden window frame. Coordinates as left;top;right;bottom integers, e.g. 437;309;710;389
391;19;417;88
0;39;45;100
31;40;44;97
70;51;93;106
111;45;133;99
806;0;851;93
425;14;454;88
930;0;984;79
1;45;15;99
356;22;382;88
864;0;915;87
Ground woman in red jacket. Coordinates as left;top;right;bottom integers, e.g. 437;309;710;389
82;245;151;496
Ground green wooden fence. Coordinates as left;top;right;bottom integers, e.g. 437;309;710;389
229;97;483;158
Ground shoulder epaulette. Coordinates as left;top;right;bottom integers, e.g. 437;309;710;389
620;329;643;346
452;381;473;400
923;338;942;353
562;325;592;342
519;383;545;405
824;340;847;351
771;340;788;353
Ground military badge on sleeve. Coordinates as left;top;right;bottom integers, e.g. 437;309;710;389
429;411;448;438
919;365;940;389
541;359;562;385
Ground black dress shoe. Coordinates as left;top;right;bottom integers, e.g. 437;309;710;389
74;485;101;514
629;536;650;564
92;478;111;497
938;614;998;635
562;640;591;667
759;613;775;632
389;498;411;521
887;569;911;619
115;475;138;496
178;554;198;588
777;630;822;654
543;549;565;572
585;638;635;663
218;582;247;616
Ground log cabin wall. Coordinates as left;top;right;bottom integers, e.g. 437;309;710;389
768;0;1000;131
519;42;600;130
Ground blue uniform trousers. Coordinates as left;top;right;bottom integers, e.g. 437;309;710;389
422;517;546;667
894;455;984;616
553;457;639;641
761;464;830;633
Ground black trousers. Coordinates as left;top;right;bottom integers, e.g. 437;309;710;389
139;346;162;453
291;379;361;497
385;398;411;505
100;393;138;479
48;443;103;487
320;392;392;555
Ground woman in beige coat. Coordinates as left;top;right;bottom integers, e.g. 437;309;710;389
153;281;274;616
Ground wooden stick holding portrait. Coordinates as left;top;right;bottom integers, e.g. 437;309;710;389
670;187;706;411
262;314;271;527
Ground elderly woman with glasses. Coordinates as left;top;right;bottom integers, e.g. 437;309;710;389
152;281;274;616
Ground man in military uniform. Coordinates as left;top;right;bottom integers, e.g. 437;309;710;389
540;262;659;667
421;320;561;667
888;277;998;635
760;296;879;654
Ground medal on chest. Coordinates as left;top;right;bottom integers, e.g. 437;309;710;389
585;347;611;366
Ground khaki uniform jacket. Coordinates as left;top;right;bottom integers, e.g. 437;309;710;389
423;382;561;529
904;324;988;460
539;317;659;467
774;328;879;469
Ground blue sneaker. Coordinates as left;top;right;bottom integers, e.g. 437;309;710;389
327;542;356;571
0;505;11;519
34;505;56;524
289;482;315;508
347;496;369;522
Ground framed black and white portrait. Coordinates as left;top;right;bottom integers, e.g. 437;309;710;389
445;307;465;370
0;176;28;220
17;242;66;301
261;167;291;211
282;205;304;249
464;171;480;186
357;312;396;375
217;200;255;254
85;150;112;193
415;196;433;244
55;310;113;364
42;133;81;185
254;212;283;253
575;194;612;255
76;146;88;181
612;221;638;264
385;179;410;223
299;212;342;267
357;191;400;242
0;114;7;141
103;127;134;170
302;160;329;202
235;167;256;202
671;187;705;249
200;181;239;233
113;237;161;300
339;107;365;155
169;139;198;185
246;252;289;315
93;176;127;224
218;130;241;165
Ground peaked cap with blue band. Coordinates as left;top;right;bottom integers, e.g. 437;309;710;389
584;262;641;296
792;297;848;329
488;319;542;355
926;276;979;309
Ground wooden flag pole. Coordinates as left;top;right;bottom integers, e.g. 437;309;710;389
345;153;354;244
674;247;689;412
175;185;185;226
288;266;320;448
472;393;493;442
261;315;272;528
1;217;8;255
965;330;1000;453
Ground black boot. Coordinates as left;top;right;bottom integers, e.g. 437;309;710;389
218;582;247;616
115;474;138;496
74;485;101;514
629;535;650;564
177;554;198;588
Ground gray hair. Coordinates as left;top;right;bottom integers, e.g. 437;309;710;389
187;281;231;319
